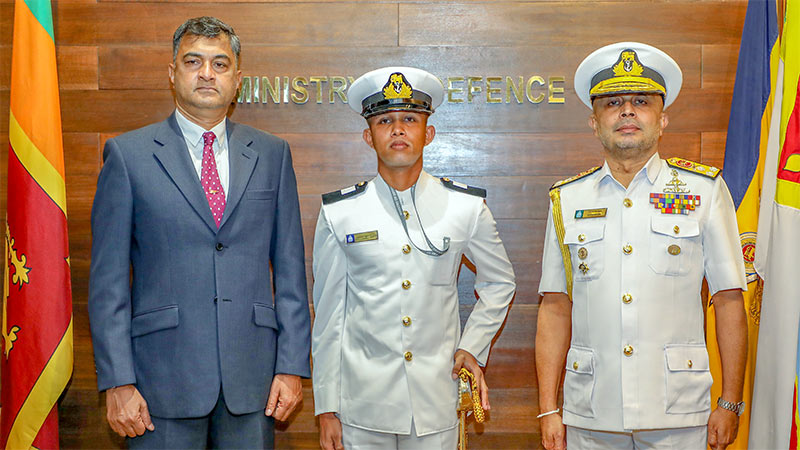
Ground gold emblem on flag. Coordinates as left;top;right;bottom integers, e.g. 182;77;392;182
4;223;28;358
383;73;413;99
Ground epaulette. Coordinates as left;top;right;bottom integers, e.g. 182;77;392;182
667;157;720;179
550;166;601;190
440;177;487;198
322;181;368;204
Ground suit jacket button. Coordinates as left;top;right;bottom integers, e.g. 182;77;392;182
216;242;224;251
404;351;413;361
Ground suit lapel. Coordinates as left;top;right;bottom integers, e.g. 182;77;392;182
152;114;218;232
220;121;257;229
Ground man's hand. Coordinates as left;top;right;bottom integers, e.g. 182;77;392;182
318;412;344;450
265;374;303;421
540;413;566;450
105;384;154;437
708;406;739;450
451;349;490;411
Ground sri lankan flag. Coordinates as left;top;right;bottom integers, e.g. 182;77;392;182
1;1;73;449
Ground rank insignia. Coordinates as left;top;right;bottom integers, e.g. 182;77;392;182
346;230;378;244
575;208;607;219
649;193;701;215
666;157;720;179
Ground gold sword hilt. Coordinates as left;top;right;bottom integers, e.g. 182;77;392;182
457;368;486;450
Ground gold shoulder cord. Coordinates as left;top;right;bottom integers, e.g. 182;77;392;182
549;188;573;299
457;368;485;450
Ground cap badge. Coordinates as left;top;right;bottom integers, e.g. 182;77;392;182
383;72;413;100
613;50;644;77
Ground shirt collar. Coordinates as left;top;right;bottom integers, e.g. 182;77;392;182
374;169;429;196
595;152;662;188
174;109;227;154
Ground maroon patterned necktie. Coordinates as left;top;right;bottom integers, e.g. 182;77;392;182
201;131;226;227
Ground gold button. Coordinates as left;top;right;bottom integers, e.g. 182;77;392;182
402;280;411;290
442;177;451;182
403;210;410;220
573;361;579;370
623;198;633;208
577;247;588;260
402;316;411;327
668;244;681;255
402;244;411;254
687;359;693;368
358;181;366;187
622;293;633;304
404;351;413;361
673;225;680;234
623;244;633;255
578;233;586;243
623;345;634;356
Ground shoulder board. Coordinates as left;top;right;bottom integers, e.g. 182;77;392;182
321;181;368;205
440;177;487;198
666;157;720;179
550;166;601;190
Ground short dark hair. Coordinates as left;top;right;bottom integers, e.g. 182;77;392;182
172;16;240;66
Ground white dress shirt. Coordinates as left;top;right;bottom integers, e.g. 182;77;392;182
174;109;229;199
539;153;746;432
312;170;516;436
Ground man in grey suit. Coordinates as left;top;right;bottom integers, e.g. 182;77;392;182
88;16;311;448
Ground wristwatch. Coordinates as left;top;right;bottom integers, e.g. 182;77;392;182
717;397;745;416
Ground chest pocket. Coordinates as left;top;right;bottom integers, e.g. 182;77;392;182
563;221;605;281
648;216;700;276
429;239;465;286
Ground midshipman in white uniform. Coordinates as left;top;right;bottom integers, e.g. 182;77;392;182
311;66;516;449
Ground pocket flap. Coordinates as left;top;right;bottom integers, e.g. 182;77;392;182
253;303;278;329
131;305;179;337
564;222;605;245
665;344;710;372
245;189;275;200
566;346;595;375
651;216;700;238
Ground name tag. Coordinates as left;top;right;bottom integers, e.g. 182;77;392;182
346;230;379;244
575;208;607;219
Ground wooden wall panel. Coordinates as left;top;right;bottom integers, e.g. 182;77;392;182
0;0;746;448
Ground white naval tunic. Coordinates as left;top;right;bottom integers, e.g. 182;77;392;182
539;153;746;432
312;170;516;436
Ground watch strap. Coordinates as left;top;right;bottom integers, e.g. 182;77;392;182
717;397;745;416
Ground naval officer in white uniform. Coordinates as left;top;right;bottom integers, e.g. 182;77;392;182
311;66;516;450
536;43;748;450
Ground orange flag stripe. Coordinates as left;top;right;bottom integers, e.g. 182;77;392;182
8;1;65;180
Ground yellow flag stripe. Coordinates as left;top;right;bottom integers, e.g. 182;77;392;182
9;0;64;179
8;111;67;216
5;319;73;450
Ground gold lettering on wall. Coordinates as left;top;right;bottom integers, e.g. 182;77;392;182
237;75;568;106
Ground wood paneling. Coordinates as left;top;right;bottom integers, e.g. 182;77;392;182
0;1;745;448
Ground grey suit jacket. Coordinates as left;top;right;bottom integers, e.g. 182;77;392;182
89;113;311;418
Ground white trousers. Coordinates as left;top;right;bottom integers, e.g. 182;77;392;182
341;421;458;450
566;425;707;449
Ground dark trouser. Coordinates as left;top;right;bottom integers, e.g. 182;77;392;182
128;391;274;449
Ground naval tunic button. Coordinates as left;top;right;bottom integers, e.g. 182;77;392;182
578;233;586;243
687;360;693;368
402;280;412;290
623;198;633;208
623;244;633;255
623;345;634;356
402;316;411;326
622;293;633;304
673;225;680;234
404;351;413;361
573;361;579;370
402;244;411;254
668;244;681;255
